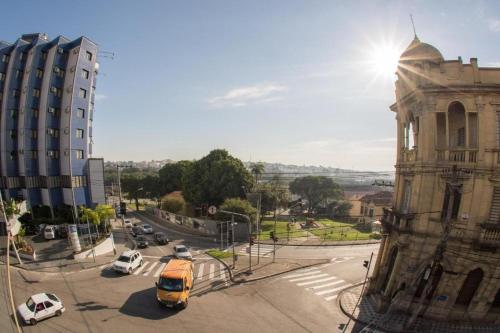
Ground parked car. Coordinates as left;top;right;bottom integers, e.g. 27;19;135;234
123;219;133;229
131;226;143;237
154;232;169;245
17;293;65;325
44;225;57;240
141;224;153;234
112;250;143;274
136;236;149;248
173;245;192;260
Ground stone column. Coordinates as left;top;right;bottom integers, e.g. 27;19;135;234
384;248;404;298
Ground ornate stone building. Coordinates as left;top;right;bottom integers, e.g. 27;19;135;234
369;36;500;324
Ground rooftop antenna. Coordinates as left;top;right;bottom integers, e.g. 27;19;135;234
410;14;419;40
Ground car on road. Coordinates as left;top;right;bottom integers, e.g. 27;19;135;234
156;259;194;309
43;225;57;240
112;250;144;274
123;219;133;229
17;293;65;325
141;224;153;234
136;236;149;248
173;245;192;260
131;226;143;237
154;232;169;245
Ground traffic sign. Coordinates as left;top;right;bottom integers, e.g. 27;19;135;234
208;206;217;215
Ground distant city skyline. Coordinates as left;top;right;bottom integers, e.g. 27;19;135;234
4;1;500;171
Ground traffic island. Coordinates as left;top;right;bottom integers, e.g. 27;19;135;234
207;251;328;284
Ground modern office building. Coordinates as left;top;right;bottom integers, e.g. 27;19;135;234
0;33;105;218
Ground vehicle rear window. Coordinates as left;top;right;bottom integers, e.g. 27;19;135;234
46;293;58;302
176;247;187;252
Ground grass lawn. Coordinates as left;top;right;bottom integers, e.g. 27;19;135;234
257;220;307;240
206;249;233;259
303;218;373;241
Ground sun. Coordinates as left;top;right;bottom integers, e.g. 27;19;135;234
371;42;401;78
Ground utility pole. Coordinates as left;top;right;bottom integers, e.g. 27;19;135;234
220;210;252;274
405;165;463;329
231;215;236;268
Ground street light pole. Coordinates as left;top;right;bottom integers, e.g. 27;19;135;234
220;209;252;274
231;215;236;268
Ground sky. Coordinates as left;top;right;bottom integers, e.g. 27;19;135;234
3;0;500;171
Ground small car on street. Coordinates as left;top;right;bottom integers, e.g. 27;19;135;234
123;219;133;229
136;236;149;248
154;232;169;245
141;224;154;234
131;226;143;237
17;293;65;325
113;250;144;274
173;245;193;260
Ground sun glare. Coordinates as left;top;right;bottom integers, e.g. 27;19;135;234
371;42;401;77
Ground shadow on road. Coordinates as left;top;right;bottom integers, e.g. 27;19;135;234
75;301;119;312
119;287;178;320
100;267;123;279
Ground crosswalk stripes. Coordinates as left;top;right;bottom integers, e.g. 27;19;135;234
196;263;205;280
154;263;166;277
238;244;276;257
219;264;226;280
143;262;158;276
281;267;354;302
133;262;149;275
209;264;215;279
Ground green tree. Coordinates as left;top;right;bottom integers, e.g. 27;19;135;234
289;176;343;213
121;176;143;210
183;149;252;206
216;198;257;224
250;162;265;186
158;160;193;195
95;204;115;233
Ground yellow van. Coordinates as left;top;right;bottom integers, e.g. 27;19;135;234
155;259;194;309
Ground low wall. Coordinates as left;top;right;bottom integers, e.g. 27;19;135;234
10;250;37;261
73;235;115;260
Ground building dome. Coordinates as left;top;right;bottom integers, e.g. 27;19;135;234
400;37;444;64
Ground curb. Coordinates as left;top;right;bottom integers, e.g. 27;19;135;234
337;282;395;333
206;252;329;284
256;240;381;247
136;211;214;238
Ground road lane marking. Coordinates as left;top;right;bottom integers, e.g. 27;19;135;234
219;263;226;280
141;255;163;259
325;294;338;301
282;270;322;279
289;273;328;282
315;284;352;296
154;263;166;277
296;276;337;287
144;262;158;276
197;263;205;280
209;264;215;279
307;279;345;290
134;261;149;275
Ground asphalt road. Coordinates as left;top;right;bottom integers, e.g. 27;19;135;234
1;213;380;333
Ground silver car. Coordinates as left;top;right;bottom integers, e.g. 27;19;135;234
173;245;192;260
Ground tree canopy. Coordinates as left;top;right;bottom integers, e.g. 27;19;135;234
158;160;193;195
289;176;343;213
182;149;253;206
216;198;257;224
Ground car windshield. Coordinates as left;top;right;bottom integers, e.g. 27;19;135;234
26;298;35;312
143;224;151;228
176;247;187;253
157;277;183;292
117;256;130;262
137;237;145;241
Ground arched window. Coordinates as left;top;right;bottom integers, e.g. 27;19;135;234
381;246;399;292
489;288;500;313
455;268;484;307
448;102;466;148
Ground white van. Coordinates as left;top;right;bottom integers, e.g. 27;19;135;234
43;225;56;240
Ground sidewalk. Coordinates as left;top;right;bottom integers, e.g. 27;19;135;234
339;284;500;333
2;219;134;274
257;238;381;247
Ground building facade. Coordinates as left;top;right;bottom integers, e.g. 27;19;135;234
358;191;392;223
369;36;500;325
0;33;105;217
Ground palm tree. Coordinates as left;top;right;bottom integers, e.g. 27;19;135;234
250;162;265;186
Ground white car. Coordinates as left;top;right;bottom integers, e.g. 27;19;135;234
123;219;133;229
141;224;153;234
173;245;193;260
17;293;65;325
43;225;56;240
112;250;143;274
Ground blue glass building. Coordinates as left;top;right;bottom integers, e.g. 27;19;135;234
0;33;105;218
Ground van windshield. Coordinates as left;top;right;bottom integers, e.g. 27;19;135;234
158;277;183;292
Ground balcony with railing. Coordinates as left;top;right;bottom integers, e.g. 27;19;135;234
436;147;478;164
478;223;500;247
401;148;417;163
381;207;415;234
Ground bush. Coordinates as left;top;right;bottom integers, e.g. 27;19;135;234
216;198;257;223
162;195;186;214
369;233;382;240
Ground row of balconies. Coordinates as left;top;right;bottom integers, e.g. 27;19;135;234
383;206;500;248
401;147;478;164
